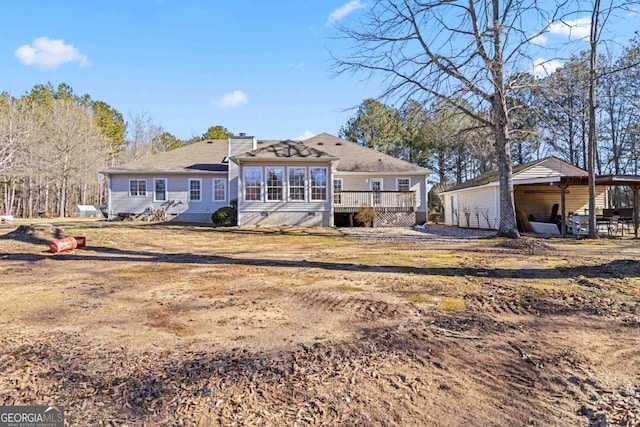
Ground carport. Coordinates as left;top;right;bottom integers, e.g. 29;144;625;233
555;175;640;237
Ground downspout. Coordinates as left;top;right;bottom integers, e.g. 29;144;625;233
107;174;113;219
235;160;242;226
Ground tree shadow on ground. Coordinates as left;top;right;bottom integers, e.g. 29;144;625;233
1;240;639;280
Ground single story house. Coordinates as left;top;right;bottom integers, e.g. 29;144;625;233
439;157;609;231
100;133;430;227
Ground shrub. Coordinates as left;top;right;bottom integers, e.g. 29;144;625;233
355;206;375;227
211;206;237;226
429;212;441;224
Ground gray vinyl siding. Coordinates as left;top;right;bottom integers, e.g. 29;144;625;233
108;173;229;222
228;136;257;203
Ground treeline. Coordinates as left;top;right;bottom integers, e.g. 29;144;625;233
0;83;233;217
339;39;640;207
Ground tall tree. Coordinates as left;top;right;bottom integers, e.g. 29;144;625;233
339;98;403;155
587;0;601;238
201;125;233;140
508;72;543;165
46;99;107;217
156;131;184;152
398;99;430;166
537;57;590;168
0;94;37;215
333;1;563;237
91;101;127;161
124;112;163;162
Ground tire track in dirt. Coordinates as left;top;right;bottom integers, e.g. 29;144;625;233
358;324;584;425
465;293;640;318
293;288;405;320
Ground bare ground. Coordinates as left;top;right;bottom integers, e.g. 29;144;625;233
0;221;639;426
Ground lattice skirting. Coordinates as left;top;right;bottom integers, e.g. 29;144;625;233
374;211;416;227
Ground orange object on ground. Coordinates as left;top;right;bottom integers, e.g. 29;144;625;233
73;236;87;247
50;237;78;253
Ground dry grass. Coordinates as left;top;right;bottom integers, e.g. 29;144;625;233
0;222;639;426
439;296;466;311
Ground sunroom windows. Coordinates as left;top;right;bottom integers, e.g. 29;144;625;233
266;167;284;201
243;166;328;202
288;167;306;201
244;167;262;201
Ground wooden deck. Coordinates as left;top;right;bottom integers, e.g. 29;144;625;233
333;191;416;213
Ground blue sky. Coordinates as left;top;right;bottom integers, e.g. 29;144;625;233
1;1;637;141
1;1;376;140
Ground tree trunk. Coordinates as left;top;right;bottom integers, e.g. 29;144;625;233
587;0;600;239
494;121;519;238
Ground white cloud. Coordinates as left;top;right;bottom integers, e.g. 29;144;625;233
294;130;315;140
531;33;548;46
217;90;248;108
548;17;591;40
532;58;563;78
327;0;366;25
15;37;89;68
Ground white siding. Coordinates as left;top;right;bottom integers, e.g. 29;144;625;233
514;165;563;180
453;186;498;229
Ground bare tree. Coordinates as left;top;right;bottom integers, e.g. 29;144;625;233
0;95;37;215
123;112;163;163
47;99;107;217
332;0;565;238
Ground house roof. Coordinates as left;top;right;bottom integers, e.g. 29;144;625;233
101;139;230;174
251;133;429;174
101;133;430;176
231;139;339;161
441;156;588;193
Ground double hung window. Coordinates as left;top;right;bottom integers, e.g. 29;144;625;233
130;179;147;197
244;167;262;201
288;167;306;201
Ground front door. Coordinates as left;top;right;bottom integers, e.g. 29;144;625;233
370;179;382;206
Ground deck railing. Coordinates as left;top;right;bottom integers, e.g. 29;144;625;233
334;191;416;213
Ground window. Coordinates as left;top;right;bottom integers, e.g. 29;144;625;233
333;178;343;204
397;178;411;191
288;167;306;201
310;167;327;201
266;167;284;201
189;179;202;201
153;178;166;201
129;179;147;197
244;167;262;201
213;178;226;201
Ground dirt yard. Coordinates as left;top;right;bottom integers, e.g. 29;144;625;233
0;221;638;426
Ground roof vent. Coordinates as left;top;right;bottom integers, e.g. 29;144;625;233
336;142;342;145
317;142;323;145
378;158;383;161
207;140;213;144
239;132;246;136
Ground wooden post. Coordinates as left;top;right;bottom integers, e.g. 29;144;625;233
559;183;569;237
632;185;639;238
